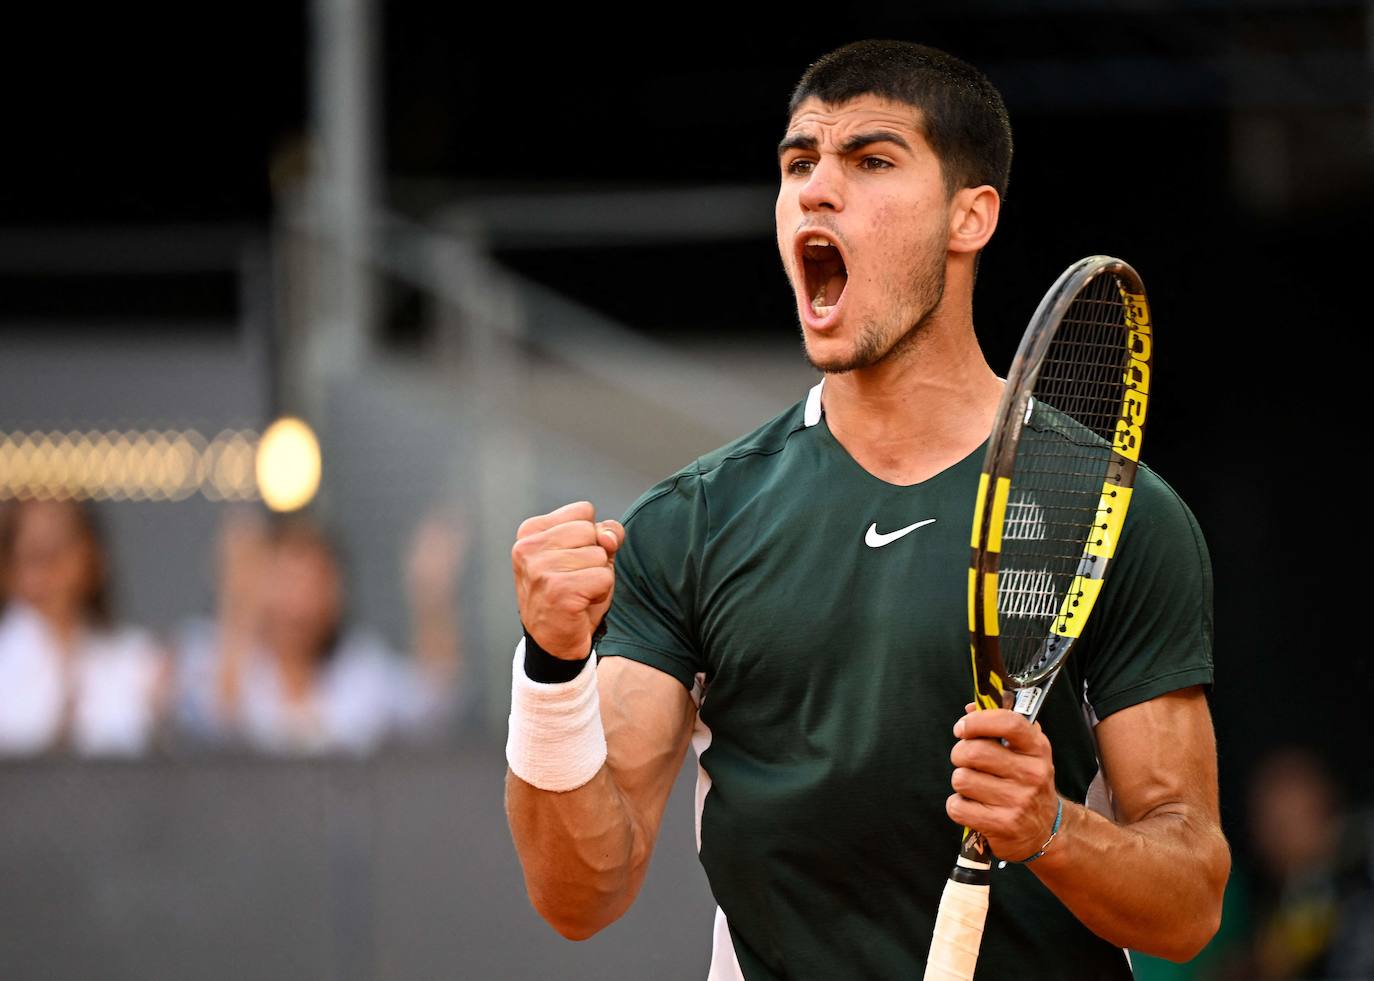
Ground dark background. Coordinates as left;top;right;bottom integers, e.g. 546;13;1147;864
5;0;1368;866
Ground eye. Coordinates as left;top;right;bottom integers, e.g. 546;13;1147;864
785;157;815;177
860;156;894;171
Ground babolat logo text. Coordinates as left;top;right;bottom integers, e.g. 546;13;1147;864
1115;290;1151;461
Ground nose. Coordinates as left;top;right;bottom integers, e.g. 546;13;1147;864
798;157;843;213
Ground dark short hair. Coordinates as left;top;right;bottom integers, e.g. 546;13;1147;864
787;40;1013;199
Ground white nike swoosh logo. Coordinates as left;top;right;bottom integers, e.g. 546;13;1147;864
865;518;937;548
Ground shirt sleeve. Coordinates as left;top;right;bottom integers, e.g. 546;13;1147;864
1078;465;1215;722
596;464;709;691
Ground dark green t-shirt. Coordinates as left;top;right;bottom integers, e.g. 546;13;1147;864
598;381;1214;980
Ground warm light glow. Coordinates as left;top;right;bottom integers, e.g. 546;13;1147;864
0;427;264;503
255;417;322;512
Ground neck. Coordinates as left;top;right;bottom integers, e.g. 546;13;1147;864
273;642;320;703
821;289;1002;484
31;602;85;654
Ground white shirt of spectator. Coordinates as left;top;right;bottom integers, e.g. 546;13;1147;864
0;601;163;756
176;618;450;755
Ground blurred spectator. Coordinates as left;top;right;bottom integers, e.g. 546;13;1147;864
176;510;465;754
0;499;168;756
1219;748;1374;980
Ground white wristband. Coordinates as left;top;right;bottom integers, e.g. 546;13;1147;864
505;636;608;791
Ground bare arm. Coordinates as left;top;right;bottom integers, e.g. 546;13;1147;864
506;655;695;940
505;500;696;940
947;687;1229;961
212;511;268;725
405;516;465;691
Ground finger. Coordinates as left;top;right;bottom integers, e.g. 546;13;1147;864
539;545;610;573
531;519;601;550
517;501;595;539
596;519;626;555
556;566;616;606
950;737;1026;778
946;793;1006;836
949;767;1037;809
954;709;1042;751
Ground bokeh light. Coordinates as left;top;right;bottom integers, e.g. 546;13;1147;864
0;427;266;502
254;416;322;512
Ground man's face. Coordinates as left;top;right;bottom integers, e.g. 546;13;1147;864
776;94;953;373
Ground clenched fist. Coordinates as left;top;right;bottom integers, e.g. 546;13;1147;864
946;703;1061;863
511;501;625;661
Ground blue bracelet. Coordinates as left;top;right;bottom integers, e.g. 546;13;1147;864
1016;798;1063;865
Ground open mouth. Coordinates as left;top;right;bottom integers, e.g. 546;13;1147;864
799;234;848;320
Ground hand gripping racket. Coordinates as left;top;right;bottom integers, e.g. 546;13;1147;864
923;256;1153;980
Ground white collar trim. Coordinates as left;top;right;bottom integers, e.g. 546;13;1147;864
803;377;825;427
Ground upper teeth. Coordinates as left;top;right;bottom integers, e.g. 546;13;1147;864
805;237;832;247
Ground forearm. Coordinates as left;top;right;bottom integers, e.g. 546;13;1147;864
505;764;651;940
948;691;1229;961
212;614;255;723
411;597;461;686
504;646;691;941
1030;799;1230;960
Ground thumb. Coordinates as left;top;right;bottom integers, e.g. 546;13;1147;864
597;520;626;558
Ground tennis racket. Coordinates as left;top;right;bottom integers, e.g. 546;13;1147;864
923;255;1153;980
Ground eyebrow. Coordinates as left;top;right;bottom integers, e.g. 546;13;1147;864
776;129;914;161
776;133;818;159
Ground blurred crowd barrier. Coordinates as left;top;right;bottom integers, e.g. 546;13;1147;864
0;750;713;980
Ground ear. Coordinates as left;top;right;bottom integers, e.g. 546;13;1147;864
948;185;1001;254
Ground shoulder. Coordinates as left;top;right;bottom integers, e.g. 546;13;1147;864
1122;463;1210;564
103;623;163;657
0;603;48;658
1079;460;1215;718
80;624;164;686
622;395;810;528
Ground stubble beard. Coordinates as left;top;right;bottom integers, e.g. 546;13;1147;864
799;239;948;375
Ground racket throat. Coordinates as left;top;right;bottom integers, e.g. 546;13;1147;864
1012;670;1060;724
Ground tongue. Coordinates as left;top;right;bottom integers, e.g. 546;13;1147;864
823;271;847;306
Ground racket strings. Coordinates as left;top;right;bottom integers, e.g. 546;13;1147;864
996;272;1133;680
1034;275;1133;439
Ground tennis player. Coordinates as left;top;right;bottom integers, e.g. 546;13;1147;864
506;40;1228;979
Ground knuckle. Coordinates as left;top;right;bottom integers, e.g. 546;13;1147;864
1023;758;1049;788
526;558;554;587
954;741;984;770
510;537;528;564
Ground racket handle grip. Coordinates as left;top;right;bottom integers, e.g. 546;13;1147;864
923;876;990;981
